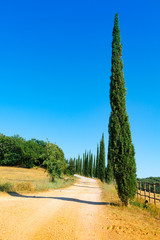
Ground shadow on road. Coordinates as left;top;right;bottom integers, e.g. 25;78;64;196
7;192;118;206
73;185;99;189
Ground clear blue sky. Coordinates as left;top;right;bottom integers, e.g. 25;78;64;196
0;0;159;178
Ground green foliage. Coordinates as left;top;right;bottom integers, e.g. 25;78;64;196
105;163;114;184
80;158;82;175
82;154;85;176
0;133;67;181
67;158;76;175
43;142;66;181
88;152;93;177
83;151;89;177
0;134;47;168
77;150;95;178
0;134;24;166
75;155;81;175
95;144;99;178
99;133;105;182
106;135;114;184
107;13;137;206
93;156;96;177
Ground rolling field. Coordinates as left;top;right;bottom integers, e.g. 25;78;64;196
0;166;75;192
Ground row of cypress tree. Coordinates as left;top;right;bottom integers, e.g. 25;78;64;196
74;133;106;181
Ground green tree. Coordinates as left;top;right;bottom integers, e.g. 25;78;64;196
74;158;76;173
43;141;66;181
77;155;81;174
105;161;114;184
89;152;93;177
95;144;99;178
86;152;89;177
93;156;96;177
0;134;67;178
99;133;105;182
68;158;76;175
82;153;85;176
83;151;89;177
108;13;137;206
80;158;82;175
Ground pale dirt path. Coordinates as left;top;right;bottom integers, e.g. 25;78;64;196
1;176;159;240
0;175;110;240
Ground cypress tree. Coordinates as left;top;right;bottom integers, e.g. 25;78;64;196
88;151;90;177
83;151;89;177
108;13;137;206
77;155;81;174
95;144;99;178
80;158;82;175
76;159;78;173
99;133;105;182
86;153;89;177
68;158;76;175
106;137;114;183
74;158;76;174
83;151;86;176
93;155;96;177
88;151;91;177
89;153;93;178
82;153;85;176
105;159;114;183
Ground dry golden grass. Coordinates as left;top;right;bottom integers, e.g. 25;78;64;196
0;166;75;193
98;181;160;240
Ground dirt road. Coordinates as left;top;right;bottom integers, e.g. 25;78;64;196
0;175;160;240
0;175;109;240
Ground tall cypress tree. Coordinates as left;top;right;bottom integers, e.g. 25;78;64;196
108;13;137;206
86;152;89;177
74;158;76;174
82;153;85;176
105;158;114;183
99;133;105;182
84;151;89;177
76;159;78;173
77;155;81;174
95;144;99;178
80;158;82;175
84;151;87;176
93;156;96;177
89;153;93;178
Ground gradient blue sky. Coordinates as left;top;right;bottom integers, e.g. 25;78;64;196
0;0;159;178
